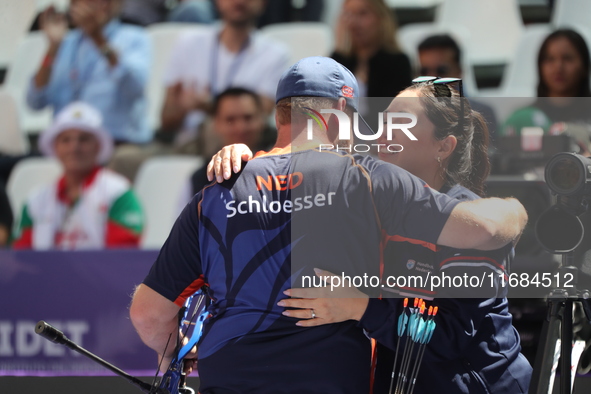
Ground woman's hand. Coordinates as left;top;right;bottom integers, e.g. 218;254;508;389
206;144;254;182
277;269;369;327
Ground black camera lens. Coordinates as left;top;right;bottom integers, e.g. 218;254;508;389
536;205;584;253
545;153;591;196
549;157;581;192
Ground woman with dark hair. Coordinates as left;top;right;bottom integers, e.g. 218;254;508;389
537;29;591;98
207;80;532;393
503;28;591;136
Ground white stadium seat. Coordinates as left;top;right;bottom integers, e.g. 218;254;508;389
0;91;29;155
0;0;37;70
386;0;442;8
552;0;591;31
261;22;333;66
146;22;209;132
135;155;203;249
434;0;524;67
495;24;553;98
35;0;69;12
320;0;343;29
2;31;53;134
7;157;62;220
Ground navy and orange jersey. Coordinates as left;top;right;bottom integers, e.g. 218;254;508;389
143;148;460;393
361;184;532;394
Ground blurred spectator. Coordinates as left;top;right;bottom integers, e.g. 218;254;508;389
27;0;151;144
502;29;591;137
13;102;144;250
417;34;498;136
180;88;275;206
160;0;289;140
0;182;13;247
108;0;288;181
331;0;411;99
120;0;216;26
258;0;324;27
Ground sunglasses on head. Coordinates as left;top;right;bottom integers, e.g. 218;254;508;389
412;76;464;97
412;76;465;133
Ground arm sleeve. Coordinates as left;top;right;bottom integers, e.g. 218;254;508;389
369;159;461;244
106;189;144;247
360;246;513;362
143;195;203;306
26;77;51;110
109;30;151;100
421;246;512;361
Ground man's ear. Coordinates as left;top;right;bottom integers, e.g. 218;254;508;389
337;97;347;111
439;135;457;161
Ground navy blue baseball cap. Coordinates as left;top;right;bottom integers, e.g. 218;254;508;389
275;56;374;135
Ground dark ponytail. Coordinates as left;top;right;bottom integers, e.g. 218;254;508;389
407;83;490;196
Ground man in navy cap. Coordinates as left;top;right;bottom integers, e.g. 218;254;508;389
130;57;527;393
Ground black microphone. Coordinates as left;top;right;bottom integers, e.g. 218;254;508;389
35;321;168;393
35;321;73;347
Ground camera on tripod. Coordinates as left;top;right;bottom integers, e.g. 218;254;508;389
536;152;591;254
530;152;591;394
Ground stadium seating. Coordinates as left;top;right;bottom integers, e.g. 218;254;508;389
261;22;333;66
134;155;203;249
0;1;37;71
146;22;209;133
434;0;524;67
35;0;69;12
2;31;53;134
386;0;441;8
6;157;62;220
0;92;29;156
494;24;553;97
552;0;591;32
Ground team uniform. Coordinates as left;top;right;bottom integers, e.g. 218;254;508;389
14;167;143;250
362;184;532;394
144;148;461;393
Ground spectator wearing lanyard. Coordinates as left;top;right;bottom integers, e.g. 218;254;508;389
159;0;289;145
13;102;144;250
27;0;151;144
107;0;289;181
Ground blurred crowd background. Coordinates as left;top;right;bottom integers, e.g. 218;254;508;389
2;0;591;373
